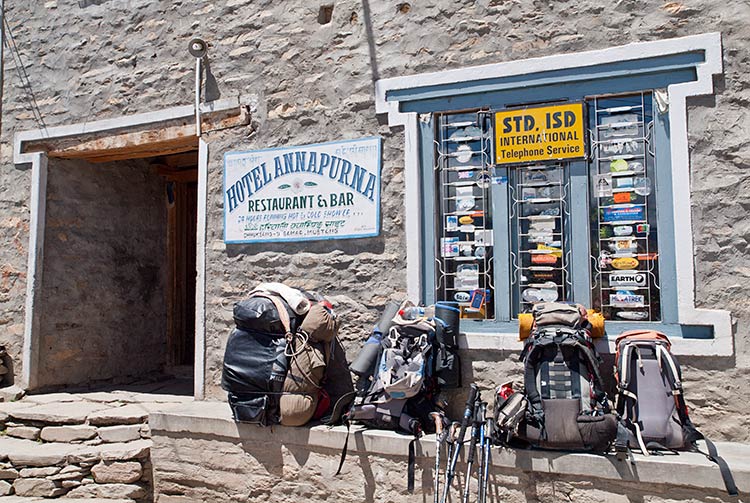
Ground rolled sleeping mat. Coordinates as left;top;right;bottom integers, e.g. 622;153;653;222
348;300;401;378
373;300;402;337
435;301;461;348
518;313;534;341
587;310;605;338
518;309;606;340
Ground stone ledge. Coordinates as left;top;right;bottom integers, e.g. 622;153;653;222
0;498;135;502
149;400;750;495
0;437;152;467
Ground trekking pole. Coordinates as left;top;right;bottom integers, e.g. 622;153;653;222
480;405;492;503
444;421;459;501
476;402;487;503
441;384;478;503
430;412;446;503
462;397;481;503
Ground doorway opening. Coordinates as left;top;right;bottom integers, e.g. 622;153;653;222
33;149;199;395
156;152;198;378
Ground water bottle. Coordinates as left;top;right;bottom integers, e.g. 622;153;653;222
400;306;426;320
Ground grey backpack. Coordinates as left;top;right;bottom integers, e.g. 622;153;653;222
614;330;737;495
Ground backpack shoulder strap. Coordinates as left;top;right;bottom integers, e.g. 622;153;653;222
521;331;556;421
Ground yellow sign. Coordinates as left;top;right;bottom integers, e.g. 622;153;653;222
494;103;585;165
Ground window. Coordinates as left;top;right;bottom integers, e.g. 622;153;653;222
377;34;732;353
432;92;664;324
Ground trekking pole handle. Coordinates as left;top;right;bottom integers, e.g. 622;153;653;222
431;412;444;435
457;384;479;445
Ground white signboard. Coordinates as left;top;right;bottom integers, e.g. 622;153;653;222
609;271;648;288
224;137;381;243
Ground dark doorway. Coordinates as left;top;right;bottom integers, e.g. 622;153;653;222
154;152;199;372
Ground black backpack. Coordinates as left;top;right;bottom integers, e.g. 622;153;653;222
221;293;299;426
518;302;616;452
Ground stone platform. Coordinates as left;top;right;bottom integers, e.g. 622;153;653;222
0;387;191;502
149;401;750;502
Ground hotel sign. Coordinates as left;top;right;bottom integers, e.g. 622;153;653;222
224;137;381;243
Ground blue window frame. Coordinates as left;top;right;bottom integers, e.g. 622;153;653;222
413;56;713;339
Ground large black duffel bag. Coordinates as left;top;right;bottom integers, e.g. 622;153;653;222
221;293;297;425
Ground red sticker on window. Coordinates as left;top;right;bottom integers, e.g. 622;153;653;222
613;192;631;203
531;254;558;265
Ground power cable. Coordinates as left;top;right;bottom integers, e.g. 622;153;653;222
3;14;46;131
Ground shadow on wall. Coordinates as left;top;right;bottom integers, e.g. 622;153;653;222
225;235;387;259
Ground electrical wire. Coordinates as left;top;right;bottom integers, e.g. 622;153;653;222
3;14;46;130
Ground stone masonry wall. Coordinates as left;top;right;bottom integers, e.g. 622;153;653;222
149;426;744;503
37;158;167;389
0;390;191;501
1;0;750;441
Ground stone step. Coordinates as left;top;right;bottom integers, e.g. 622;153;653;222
0;437;151;467
0;498;135;502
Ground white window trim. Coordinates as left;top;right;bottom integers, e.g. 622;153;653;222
374;32;731;356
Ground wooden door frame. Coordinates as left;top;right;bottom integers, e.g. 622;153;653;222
14;98;249;398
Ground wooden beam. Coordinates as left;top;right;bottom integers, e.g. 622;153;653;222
22;105;250;163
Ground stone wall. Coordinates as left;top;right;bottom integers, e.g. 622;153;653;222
148;402;750;503
0;391;187;501
1;0;750;441
36;158;167;389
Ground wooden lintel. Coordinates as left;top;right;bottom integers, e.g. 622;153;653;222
22;105;250;163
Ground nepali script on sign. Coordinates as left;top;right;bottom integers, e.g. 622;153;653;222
494;103;586;165
224;137;382;243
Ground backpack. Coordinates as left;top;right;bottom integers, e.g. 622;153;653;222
518;302;617;452
338;301;446;493
613;330;737;495
221;292;298;426
346;305;442;432
222;286;350;427
492;382;528;446
279;303;337;426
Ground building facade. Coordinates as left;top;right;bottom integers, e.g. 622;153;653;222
1;0;749;445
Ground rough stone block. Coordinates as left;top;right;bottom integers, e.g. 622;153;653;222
41;425;98;443
87;404;149;425
62;478;82;489
22;392;83;404
92;461;143;484
98;439;151;461
0;480;11;496
97;424;142;443
5;425;40;441
0;385;25;403
66;446;101;465
4;437;72;466
66;482;146;499
0;467;19;480
12;477;64;497
9;401;109;425
19;466;61;477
